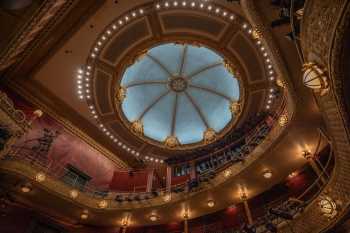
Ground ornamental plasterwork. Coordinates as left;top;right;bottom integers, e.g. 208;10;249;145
0;91;30;158
230;101;241;115
164;135;180;148
203;128;217;144
0;0;70;71
223;59;236;76
131;120;144;136
279;0;350;232
115;86;127;103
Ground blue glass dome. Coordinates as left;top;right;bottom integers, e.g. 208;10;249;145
118;43;241;148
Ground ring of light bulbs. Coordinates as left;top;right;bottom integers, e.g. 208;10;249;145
76;1;279;164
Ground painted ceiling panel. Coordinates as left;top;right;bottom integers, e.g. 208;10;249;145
190;65;240;101
119;43;240;147
143;92;174;142
122;84;169;122
188;88;232;132
183;45;223;76
175;93;207;144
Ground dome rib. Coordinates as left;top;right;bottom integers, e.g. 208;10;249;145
179;45;188;76
125;80;167;88
138;90;170;120
170;93;179;136
146;53;173;77
186;62;223;80
184;91;210;129
188;84;233;101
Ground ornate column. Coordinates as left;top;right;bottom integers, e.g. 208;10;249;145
166;165;172;193
302;151;327;185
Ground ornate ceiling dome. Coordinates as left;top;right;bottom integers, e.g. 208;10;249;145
116;43;241;149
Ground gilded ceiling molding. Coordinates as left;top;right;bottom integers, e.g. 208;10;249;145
0;91;30;158
240;0;297;115
278;1;350;232
0;0;74;71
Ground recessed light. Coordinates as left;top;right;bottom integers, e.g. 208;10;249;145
80;213;88;220
207;200;215;208
263;170;273;179
149;214;159;222
21;184;32;193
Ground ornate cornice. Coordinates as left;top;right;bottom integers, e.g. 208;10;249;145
0;0;73;71
241;0;298;109
276;0;350;232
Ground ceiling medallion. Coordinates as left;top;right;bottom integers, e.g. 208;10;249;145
168;76;188;92
131;120;144;136
230;101;241;115
203;128;217;144
116;86;127;103
164;136;180;148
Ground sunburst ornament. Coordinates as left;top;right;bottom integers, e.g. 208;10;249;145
164;136;180;148
203;128;217;144
116;86;127;103
131;120;144;135
230;101;241;115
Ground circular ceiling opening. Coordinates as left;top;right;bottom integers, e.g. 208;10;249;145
116;43;242;149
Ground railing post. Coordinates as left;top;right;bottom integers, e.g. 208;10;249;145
302;151;327;185
166;165;172;193
146;169;154;192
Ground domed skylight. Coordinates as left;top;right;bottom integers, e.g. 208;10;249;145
117;43;241;149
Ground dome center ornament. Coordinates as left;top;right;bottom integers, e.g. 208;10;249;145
168;77;188;92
